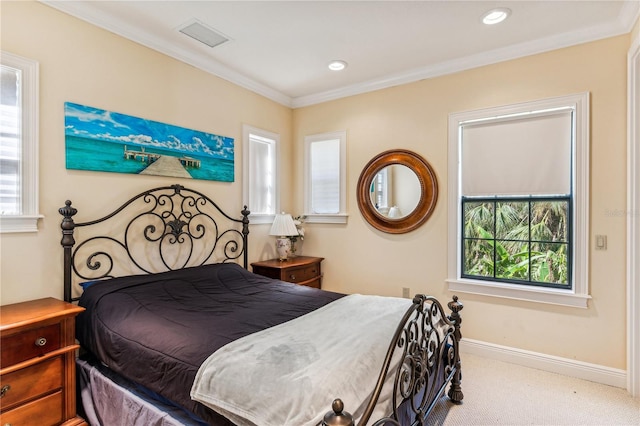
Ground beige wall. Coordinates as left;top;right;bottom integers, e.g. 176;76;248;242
0;1;634;372
0;1;292;304
294;35;630;369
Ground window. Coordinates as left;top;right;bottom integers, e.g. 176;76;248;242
0;51;41;233
447;93;590;308
242;125;279;224
372;167;389;212
304;131;347;223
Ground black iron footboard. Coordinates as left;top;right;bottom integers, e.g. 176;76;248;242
322;294;463;426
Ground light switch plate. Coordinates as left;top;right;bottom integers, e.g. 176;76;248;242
595;235;607;250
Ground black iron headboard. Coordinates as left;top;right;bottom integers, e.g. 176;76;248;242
59;184;250;302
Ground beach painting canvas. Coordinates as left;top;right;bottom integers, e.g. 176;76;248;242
65;102;234;182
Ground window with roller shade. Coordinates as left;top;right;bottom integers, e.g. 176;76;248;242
242;125;279;224
0;51;41;233
447;93;590;307
304;131;347;223
461;111;572;288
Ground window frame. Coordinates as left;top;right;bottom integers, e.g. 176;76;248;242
447;93;590;308
0;51;41;233
461;195;571;288
303;130;348;224
242;124;279;224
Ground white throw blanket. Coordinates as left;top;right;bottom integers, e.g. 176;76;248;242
191;294;412;426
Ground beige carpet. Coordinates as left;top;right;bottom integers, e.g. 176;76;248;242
427;353;640;425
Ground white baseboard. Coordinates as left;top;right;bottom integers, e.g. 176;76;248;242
460;338;627;389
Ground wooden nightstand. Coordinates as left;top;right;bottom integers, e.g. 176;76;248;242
0;297;86;426
252;256;324;288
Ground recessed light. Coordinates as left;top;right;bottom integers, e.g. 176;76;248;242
328;60;347;71
482;8;511;25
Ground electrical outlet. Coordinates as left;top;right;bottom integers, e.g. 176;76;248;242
402;287;410;298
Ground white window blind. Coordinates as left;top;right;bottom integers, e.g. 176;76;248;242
1;67;21;215
248;134;275;214
242;125;279;224
310;138;340;214
304;130;347;223
0;51;41;233
461;110;572;197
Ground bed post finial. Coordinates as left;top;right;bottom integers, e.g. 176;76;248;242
241;205;250;269
59;200;77;302
447;295;464;403
60;200;77;245
322;399;354;426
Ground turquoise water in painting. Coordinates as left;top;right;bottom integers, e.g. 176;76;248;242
66;136;234;182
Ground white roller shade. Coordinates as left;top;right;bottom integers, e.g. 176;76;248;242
461;110;572;196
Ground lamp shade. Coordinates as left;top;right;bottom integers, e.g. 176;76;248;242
269;213;299;237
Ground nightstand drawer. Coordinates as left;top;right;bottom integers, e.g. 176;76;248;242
0;389;63;426
0;356;63;410
251;256;324;288
0;298;85;425
1;324;61;366
286;264;320;284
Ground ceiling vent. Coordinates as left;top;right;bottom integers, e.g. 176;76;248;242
178;19;229;48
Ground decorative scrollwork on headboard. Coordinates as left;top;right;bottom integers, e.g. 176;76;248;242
59;184;250;302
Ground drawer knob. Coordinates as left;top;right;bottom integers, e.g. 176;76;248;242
35;337;47;347
0;384;10;398
289;274;296;280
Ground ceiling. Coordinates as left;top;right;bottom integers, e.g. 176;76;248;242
42;1;639;108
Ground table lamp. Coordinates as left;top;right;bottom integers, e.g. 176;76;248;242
270;212;299;260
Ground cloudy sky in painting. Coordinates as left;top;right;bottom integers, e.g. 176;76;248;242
64;102;234;160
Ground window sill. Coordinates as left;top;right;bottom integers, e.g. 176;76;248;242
447;278;591;308
249;214;276;225
0;215;44;233
303;214;348;224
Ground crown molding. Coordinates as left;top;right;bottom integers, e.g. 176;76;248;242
41;0;638;109
292;9;635;108
40;0;293;107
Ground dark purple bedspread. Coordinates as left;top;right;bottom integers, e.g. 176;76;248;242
76;262;344;425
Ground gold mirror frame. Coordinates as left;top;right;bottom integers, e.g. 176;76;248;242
357;149;438;234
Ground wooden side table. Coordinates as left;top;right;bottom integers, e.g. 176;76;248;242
0;297;86;426
251;256;324;288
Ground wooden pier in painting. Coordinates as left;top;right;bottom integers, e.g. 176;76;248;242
140;155;193;178
124;145;201;178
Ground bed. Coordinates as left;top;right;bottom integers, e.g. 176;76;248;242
59;184;463;426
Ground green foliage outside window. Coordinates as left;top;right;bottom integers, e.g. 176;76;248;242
462;198;570;287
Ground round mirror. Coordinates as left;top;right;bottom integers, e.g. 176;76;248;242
357;149;438;234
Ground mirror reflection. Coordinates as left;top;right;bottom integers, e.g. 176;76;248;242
369;165;421;219
357;149;438;234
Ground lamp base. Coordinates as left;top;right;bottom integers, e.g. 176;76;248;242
275;237;292;260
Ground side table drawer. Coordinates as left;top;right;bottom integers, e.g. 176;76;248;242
286;263;320;284
0;390;63;426
1;324;61;366
251;256;324;288
0;356;63;410
302;277;322;289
